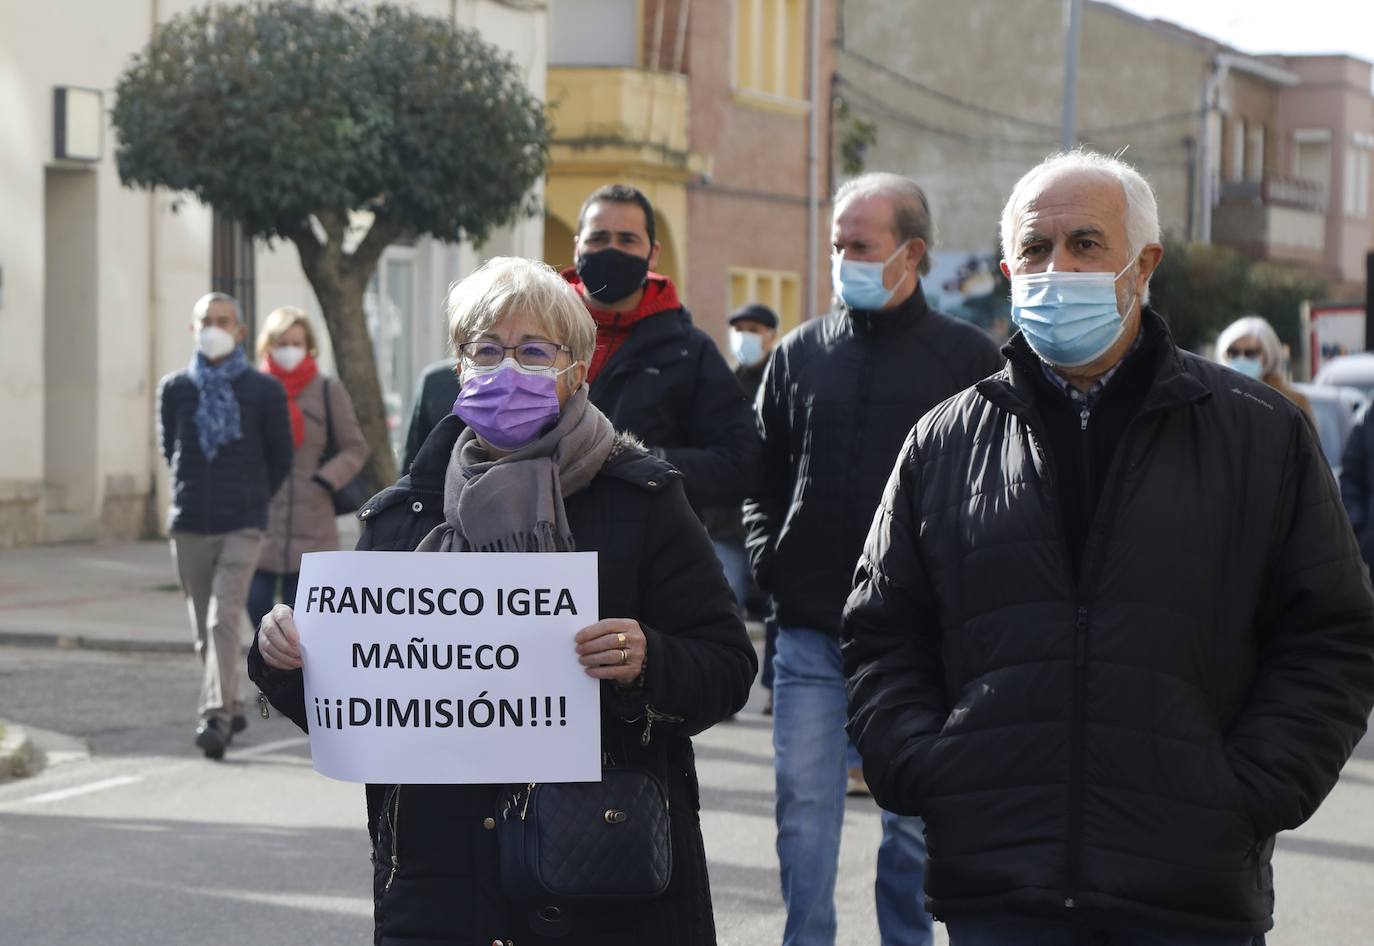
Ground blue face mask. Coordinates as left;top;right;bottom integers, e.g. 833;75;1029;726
1227;356;1264;379
832;240;910;311
729;329;767;368
1009;255;1140;368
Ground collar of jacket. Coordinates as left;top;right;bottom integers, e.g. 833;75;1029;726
592;307;692;379
841;282;930;336
978;307;1211;418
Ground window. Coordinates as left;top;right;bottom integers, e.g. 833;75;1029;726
211;210;256;340
1228;117;1245;181
733;0;805;101
729;267;801;333
1293;128;1332;207
1245;123;1265;182
550;0;638;67
1344;133;1373;220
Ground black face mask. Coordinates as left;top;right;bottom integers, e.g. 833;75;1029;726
575;248;650;305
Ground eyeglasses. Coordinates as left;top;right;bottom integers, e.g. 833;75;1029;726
457;340;570;370
1225;346;1263;359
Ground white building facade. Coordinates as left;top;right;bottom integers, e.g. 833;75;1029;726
0;0;547;547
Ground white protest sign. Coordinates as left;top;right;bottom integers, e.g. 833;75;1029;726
294;550;600;784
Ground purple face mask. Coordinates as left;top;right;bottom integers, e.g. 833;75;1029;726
452;361;562;451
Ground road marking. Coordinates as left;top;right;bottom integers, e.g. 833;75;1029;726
0;735;311;811
229;736;309;759
19;775;143;805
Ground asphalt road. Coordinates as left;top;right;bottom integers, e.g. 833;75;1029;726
2;644;1373;944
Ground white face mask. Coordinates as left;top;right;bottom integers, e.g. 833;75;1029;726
729;329;767;368
197;326;237;360
271;345;308;372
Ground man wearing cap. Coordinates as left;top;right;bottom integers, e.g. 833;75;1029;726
706;303;780;618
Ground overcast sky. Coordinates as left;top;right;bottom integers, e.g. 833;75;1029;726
1103;0;1374;79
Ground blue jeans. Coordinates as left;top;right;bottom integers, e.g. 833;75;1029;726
762;616;779;690
773;625;932;946
247;570;299;633
712;540;750;611
946;915;1264;946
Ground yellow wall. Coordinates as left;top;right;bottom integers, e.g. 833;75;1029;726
544;171;688;295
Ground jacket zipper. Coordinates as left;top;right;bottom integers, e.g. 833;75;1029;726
384;787;401;892
639;705;685;746
1022;398;1159;912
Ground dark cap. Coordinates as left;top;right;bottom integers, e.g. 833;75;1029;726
728;303;779;330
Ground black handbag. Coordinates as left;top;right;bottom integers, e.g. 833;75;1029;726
320;377;375;516
496;763;673;905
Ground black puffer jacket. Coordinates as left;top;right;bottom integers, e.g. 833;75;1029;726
745;287;1003;634
589;308;760;512
249;414;756;946
843;311;1374;935
158;366;294;534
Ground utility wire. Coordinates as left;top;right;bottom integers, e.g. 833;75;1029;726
839;45;1204;140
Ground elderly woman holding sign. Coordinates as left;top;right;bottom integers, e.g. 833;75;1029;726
249;257;756;946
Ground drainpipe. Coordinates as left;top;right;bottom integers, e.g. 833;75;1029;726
1199;56;1228;244
145;0;162;537
806;0;821;321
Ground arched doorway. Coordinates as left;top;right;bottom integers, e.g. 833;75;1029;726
543;213;575;273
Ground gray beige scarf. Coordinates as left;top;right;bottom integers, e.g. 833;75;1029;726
416;388;616;553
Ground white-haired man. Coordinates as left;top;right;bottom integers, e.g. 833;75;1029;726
843;151;1374;944
159;292;293;759
746;172;1003;946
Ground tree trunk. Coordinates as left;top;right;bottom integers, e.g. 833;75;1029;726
292;223;400;494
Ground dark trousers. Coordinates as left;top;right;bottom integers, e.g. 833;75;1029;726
946;915;1265;946
247;570;300;633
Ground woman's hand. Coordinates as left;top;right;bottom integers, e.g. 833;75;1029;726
258;603;303;670
575;618;647;685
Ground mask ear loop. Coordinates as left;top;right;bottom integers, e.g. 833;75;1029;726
1114;249;1144;316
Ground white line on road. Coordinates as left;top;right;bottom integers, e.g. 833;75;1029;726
19;775;143;805
0;736;310;811
229;736;309;759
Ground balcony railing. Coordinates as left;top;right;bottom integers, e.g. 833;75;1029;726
1218;175;1326;213
547;67;691;161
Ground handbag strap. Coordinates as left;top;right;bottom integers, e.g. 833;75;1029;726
321;376;338;461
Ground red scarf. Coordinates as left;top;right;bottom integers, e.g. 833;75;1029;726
562;269;682;382
262;353;319;447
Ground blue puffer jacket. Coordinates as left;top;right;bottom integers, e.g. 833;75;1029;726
158;366;294;534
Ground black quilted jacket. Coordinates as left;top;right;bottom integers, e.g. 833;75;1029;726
744;287;1004;634
249;415;756;946
158;367;293;534
843;310;1374;935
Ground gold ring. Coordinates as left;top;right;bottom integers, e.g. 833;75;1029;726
616;632;627;646
619;648;631;666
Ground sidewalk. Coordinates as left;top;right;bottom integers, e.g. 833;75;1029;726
0;524;762;653
0;539;200;652
0;519;362;653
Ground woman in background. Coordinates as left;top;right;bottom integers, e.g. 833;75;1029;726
1215;314;1314;421
247;306;369;629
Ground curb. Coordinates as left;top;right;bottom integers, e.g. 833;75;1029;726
0;722;37;781
0;629;195;655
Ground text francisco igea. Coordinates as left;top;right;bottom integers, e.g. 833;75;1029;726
303;584;579;617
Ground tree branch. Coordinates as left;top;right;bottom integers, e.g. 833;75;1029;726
346;214;405;281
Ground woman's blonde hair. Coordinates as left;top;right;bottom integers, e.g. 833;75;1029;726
1215;315;1283;379
446;257;596;365
256;306;318;361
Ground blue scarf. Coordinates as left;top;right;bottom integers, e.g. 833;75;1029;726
188;348;249;461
